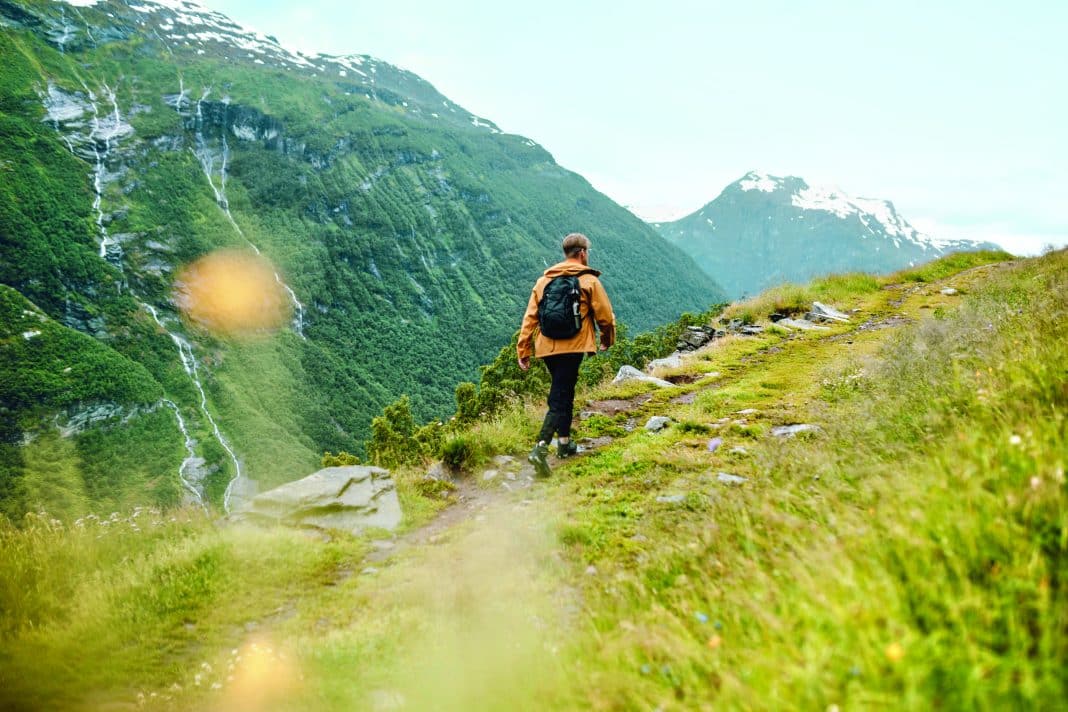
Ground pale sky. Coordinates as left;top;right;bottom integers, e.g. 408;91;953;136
206;0;1067;255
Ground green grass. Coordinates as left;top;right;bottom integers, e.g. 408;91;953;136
0;251;1064;710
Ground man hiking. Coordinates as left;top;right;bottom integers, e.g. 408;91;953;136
518;232;616;478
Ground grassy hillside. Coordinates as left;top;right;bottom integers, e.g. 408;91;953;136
1;249;1063;710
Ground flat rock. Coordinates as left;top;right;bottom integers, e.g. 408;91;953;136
940;287;959;296
247;465;402;534
770;423;821;438
716;472;748;485
777;318;831;331
810;301;851;322
613;365;673;388
656;494;687;504
645;416;672;432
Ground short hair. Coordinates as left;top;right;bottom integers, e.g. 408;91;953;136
562;232;590;256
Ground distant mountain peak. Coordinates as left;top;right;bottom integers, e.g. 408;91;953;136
657;172;1001;298
725;172;955;251
737;171;783;193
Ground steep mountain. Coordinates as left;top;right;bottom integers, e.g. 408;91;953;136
0;0;724;515
654;171;999;298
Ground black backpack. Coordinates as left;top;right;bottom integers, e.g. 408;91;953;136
538;271;594;339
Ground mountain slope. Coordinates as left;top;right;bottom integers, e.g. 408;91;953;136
655;171;999;298
0;0;724;512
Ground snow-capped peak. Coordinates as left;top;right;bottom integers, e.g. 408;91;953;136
790;183;954;249
738;171;781;193
729;171;961;251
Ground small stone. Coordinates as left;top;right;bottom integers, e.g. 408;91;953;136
695;611;709;623
656;494;686;504
716;472;747;485
492;455;515;467
585;565;598;576
729;446;749;455
481;469;499;481
940;287;959;296
361;566;379;575
707;437;723;453
736;408;759;415
771;424;821;438
645;416;671;432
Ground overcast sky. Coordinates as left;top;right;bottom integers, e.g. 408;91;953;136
206;0;1066;255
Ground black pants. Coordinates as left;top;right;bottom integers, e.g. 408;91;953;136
537;352;584;444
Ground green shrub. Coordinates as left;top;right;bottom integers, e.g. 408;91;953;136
441;435;479;473
366;396;422;468
320;451;361;467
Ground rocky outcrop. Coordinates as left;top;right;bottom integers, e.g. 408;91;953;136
244;465;402;534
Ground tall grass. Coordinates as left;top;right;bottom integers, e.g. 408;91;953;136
553;249;1065;709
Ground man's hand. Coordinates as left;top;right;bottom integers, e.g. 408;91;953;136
518;356;530;371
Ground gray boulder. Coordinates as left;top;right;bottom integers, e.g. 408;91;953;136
645;416;672;432
613;365;673;388
247;465;402;534
807;302;850;323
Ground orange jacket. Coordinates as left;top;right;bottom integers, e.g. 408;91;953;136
517;260;616;360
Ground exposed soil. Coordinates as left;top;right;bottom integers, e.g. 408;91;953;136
581;393;653;417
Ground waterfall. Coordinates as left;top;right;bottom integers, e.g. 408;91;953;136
146;306;247;513
42;79;250;511
191;90;306;337
55;9;76;54
161;399;205;507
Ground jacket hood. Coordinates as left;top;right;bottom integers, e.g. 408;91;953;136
542;260;601;279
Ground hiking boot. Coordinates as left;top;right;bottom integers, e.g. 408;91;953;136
557;440;579;459
528;441;550;478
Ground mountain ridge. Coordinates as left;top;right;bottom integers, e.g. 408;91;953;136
654;170;1000;298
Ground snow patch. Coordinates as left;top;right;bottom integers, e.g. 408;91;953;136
791;183;942;249
739;171;779;192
